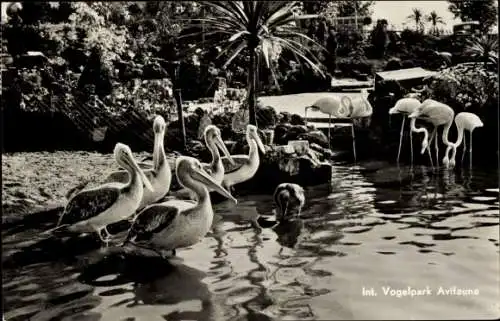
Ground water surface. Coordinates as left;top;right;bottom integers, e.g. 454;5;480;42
2;162;499;320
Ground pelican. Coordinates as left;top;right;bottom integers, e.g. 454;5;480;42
273;183;306;220
220;124;266;192
104;116;171;210
47;143;154;245
124;156;237;258
170;125;235;200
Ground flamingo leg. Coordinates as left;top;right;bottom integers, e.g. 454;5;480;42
461;132;467;165
397;115;406;164
351;124;357;163
410;127;414;167
328;114;331;149
427;143;434;168
434;126;439;168
469;131;473;170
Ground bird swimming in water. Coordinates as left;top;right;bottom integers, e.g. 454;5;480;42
47;143;154;245
170;125;235;201
104;116;172;210
124;156;237;259
220;124;266;192
273;183;306;220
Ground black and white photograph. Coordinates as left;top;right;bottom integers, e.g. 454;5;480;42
1;1;499;320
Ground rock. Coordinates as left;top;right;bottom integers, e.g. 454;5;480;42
284;125;308;142
256;105;277;128
278;112;291;123
273;123;292;145
297;130;329;148
290;114;305;125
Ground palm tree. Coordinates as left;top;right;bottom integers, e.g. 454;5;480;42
465;35;499;68
193;1;326;126
406;8;425;33
426;10;445;36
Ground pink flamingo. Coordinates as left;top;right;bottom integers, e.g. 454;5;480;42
443;112;484;169
408;99;455;168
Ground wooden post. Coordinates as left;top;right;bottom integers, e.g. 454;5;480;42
173;61;187;151
174;88;187;151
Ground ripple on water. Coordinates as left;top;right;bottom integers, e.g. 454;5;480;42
2;164;499;321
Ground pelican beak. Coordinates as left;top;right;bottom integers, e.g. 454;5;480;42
132;160;154;192
192;166;237;204
215;134;235;165
253;131;266;154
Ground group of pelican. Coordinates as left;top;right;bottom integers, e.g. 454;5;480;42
48;116;304;260
389;96;483;169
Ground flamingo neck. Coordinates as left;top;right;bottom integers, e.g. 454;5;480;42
410;117;430;153
449;123;465;165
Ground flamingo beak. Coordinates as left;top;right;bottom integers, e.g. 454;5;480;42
192;166;237;204
215;134;235;165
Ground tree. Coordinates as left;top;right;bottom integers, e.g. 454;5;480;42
448;0;498;33
370;19;389;58
426;10;446;36
196;1;326;127
406;8;425;33
465;35;498;69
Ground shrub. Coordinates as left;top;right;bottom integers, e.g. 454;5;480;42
428;63;498;112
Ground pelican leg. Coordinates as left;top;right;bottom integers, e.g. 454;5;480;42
98;226;112;247
461;132;467;165
351;124;357;163
397;116;406;164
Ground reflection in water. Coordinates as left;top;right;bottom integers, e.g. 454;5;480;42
2;163;499;320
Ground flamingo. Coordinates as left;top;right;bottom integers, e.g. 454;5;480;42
273;183;306;220
170;125;235;200
304;94;351;147
124;156;237;258
389;97;421;164
220;124;266;192
46;143;154;245
408;99;455;167
103;116;171;210
443;112;484;169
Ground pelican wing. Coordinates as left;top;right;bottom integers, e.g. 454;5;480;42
104;168;154;184
221;155;249;174
158;199;197;212
126;204;179;242
59;187;121;226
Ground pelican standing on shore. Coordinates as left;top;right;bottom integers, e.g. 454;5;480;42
221;124;266;192
104;116;171;210
49;143;154;245
171;125;235;200
124;156;237;258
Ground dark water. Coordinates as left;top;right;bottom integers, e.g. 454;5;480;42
2;162;499;320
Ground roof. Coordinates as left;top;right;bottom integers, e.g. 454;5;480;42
375;67;437;82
